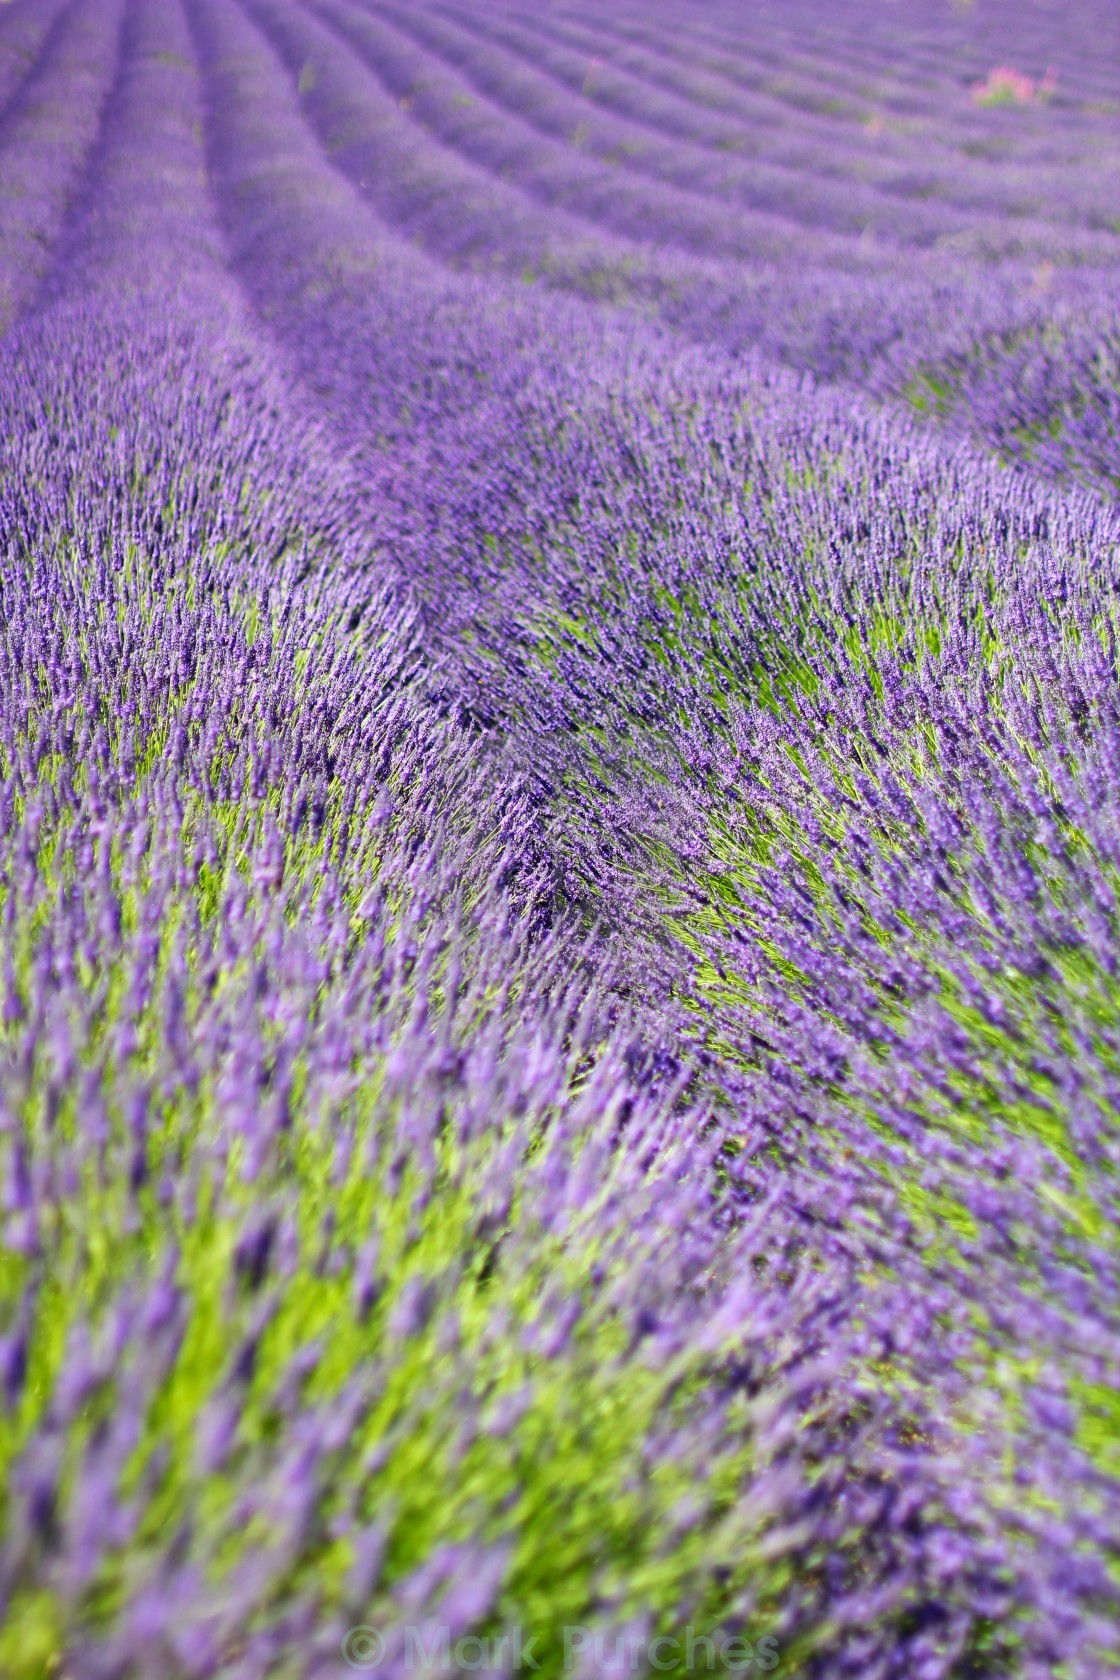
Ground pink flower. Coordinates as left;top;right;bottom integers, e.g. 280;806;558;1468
971;64;1056;106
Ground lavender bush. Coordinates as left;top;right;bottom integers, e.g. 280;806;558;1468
0;0;1118;1675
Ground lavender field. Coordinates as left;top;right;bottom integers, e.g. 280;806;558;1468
0;0;1118;1674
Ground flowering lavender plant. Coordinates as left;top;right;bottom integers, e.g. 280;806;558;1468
0;0;1117;1676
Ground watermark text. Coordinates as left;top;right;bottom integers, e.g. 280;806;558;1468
342;1623;780;1673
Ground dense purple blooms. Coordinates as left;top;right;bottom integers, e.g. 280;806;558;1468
0;0;1118;1675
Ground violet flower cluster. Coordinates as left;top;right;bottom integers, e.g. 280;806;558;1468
0;1;1117;1677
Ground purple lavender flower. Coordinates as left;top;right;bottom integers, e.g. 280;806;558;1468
0;1;1117;1676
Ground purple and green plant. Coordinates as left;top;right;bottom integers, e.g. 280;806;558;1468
0;0;1118;1676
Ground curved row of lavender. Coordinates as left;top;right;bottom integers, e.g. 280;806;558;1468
0;0;1117;1675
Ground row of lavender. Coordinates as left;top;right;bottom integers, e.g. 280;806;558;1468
2;0;1116;472
0;0;1117;1675
246;0;1120;483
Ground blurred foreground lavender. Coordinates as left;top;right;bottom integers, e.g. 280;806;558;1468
0;0;1118;1676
